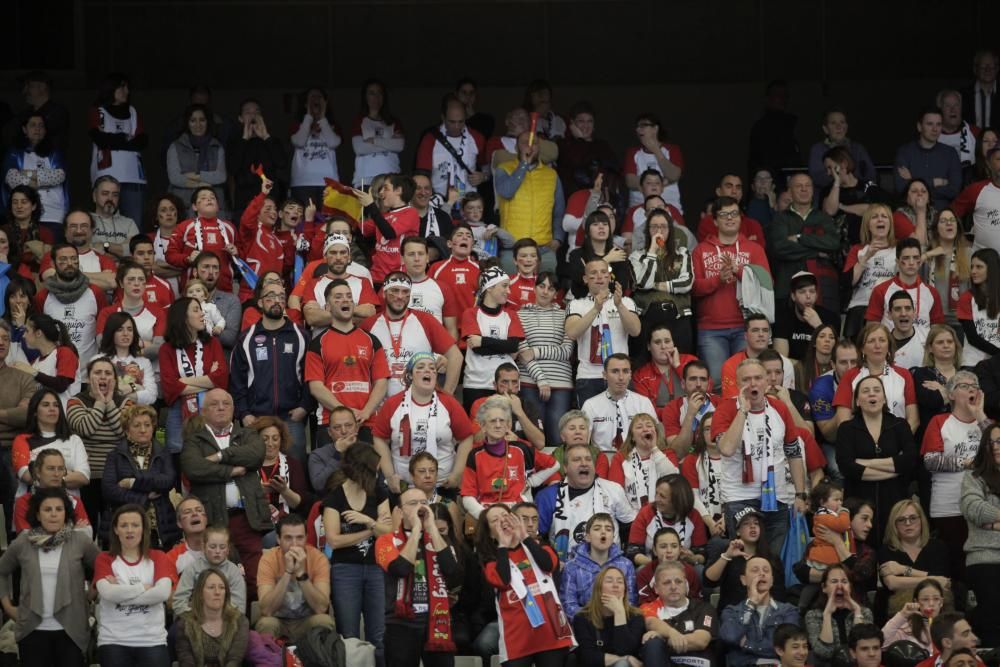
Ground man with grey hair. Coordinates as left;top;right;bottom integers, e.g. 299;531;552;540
180;387;270;597
91;175;140;257
715;357;807;554
937;89;977;173
921;369;991;576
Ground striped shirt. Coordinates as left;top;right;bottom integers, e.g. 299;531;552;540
516;304;575;390
66;395;132;478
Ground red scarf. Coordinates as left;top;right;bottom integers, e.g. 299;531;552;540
389;528;455;652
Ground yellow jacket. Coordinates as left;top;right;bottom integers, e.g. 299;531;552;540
496;160;558;245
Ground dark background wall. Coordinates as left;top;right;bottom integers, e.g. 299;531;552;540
2;0;998;217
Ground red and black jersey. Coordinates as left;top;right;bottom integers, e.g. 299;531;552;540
304;326;390;425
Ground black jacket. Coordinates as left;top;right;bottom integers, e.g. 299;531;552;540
102;439;180;547
229;318;309;419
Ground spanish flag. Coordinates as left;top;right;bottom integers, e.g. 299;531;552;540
322;178;362;226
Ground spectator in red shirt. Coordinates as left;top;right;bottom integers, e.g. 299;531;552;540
691;196;770;389
632;324;698;410
695;174;767;248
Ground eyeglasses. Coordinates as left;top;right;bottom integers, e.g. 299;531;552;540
635;122;656;129
954;382;980;391
716;210;741;220
402;498;430;507
990;438;1000;446
895;515;920;525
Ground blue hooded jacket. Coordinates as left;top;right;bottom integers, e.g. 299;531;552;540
559;540;637;621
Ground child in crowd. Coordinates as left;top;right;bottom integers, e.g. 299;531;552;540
559;513;636;620
805;481;851;570
171;524;247;615
461;192;511;258
184;278;226;336
636;527;702;604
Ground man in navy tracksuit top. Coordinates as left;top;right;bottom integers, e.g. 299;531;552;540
229;285;311;463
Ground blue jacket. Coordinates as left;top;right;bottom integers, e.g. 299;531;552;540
720;598;801;667
229;318;310;419
559;541;636;620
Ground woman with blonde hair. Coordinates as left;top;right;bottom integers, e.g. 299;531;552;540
844;204;897;341
571;565;645;667
912;325;963;438
921;209;971;340
876;499;952;620
599;412;677;511
832;322;919;434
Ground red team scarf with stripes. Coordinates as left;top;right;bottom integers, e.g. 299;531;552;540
384;528;455;652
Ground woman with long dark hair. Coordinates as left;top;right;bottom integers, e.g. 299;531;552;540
3;274;37;362
251;416;310;545
166;104;227;214
98;311;157;405
12;313;79;405
158;296;228;453
89;73;148;223
799;323;838;392
0;487;99;667
476;503;573;666
881;578;947;653
629;207;694;354
893;178;934;247
352;78;404;188
67;356;133;539
323;442;390;653
566;209;632;298
2;186;47;276
956;247;1000;366
836;376;917;541
959;422;1000;647
804;564;875;667
11;388;89;499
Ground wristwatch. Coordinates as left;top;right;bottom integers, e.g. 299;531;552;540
296;572;309;582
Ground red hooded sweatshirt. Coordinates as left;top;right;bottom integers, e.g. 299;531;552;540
691;233;770;330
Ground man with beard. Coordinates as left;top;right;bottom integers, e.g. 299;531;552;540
192;252;241;352
40;208;117;290
90;175;140;258
300;234;379;329
361;272;461;399
535;441;636;562
774;271;841;359
36;242;108;362
230;284;310;462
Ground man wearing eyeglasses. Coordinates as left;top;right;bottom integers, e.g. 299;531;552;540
692;197;771;390
919;371;992;579
230;285;311;463
767;173;841;313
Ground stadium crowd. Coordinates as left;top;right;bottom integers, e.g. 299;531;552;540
0;53;998;667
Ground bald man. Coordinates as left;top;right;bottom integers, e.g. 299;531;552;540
180;388;270;597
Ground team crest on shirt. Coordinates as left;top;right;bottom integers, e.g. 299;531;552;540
455;273;466;284
357;347;369;359
411;294;424;308
343;355;356;366
489;325;500;337
64;306;75;318
207;232;218;244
